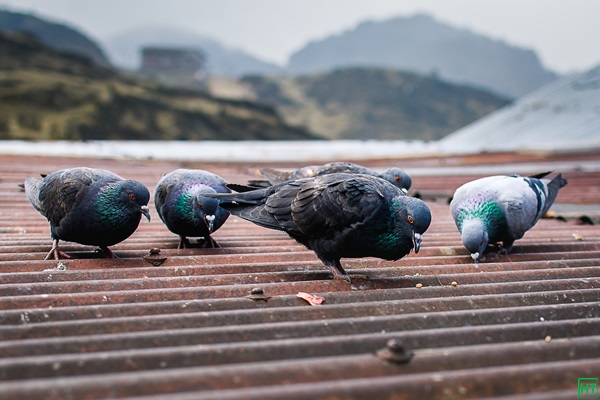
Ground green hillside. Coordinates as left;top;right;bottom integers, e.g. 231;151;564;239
241;68;510;141
0;31;318;141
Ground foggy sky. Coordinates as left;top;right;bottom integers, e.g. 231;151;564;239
1;0;599;74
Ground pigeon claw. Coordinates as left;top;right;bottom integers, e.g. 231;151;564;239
44;239;71;260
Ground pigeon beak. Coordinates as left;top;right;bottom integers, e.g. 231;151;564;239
205;214;215;232
401;188;409;195
141;206;151;222
412;232;422;254
471;252;480;264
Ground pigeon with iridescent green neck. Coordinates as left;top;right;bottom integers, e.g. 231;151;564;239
450;173;567;263
154;169;230;248
24;167;151;260
207;173;430;281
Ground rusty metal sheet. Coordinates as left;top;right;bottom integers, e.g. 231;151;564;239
1;152;600;399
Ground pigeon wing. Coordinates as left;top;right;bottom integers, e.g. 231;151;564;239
38;168;121;225
290;175;384;237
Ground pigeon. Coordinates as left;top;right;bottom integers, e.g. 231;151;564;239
154;169;231;249
258;162;412;192
450;173;567;263
206;173;431;281
23;167;151;260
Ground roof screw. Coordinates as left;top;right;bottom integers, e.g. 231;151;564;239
376;339;414;364
142;248;167;266
246;287;271;302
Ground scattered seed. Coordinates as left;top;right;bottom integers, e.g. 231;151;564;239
451;281;458;287
416;283;423;288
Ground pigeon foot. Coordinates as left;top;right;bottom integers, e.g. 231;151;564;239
44;239;71;260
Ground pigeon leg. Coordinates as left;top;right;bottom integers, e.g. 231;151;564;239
500;240;514;255
323;259;370;283
322;259;350;282
178;236;191;249
200;236;221;249
99;246;119;258
44;239;71;260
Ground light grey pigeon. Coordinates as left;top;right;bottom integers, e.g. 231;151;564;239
207;173;431;282
23;167;151;260
154;169;230;248
450;173;567;263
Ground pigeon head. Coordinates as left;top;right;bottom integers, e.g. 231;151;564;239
399;196;431;253
460;219;488;263
194;193;221;232
380;168;412;192
114;180;151;222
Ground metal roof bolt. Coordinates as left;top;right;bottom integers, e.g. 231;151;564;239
376;338;414;364
246;287;271;302
142;248;167;266
250;287;264;295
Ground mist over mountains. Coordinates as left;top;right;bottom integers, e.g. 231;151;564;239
103;14;558;98
104;26;283;77
1;8;559;99
287;14;558;98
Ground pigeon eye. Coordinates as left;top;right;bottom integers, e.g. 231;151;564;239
407;216;414;224
395;176;401;183
129;194;136;201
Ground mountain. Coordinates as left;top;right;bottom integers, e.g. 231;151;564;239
239;67;510;141
103;27;283;77
0;9;111;67
287;14;558;98
0;31;318;141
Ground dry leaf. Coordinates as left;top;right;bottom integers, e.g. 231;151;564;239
297;292;325;306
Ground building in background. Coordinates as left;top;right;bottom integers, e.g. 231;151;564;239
140;47;207;89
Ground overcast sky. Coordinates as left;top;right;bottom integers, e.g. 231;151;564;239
1;0;599;74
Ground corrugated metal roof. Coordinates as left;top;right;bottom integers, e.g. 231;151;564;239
1;152;599;399
440;65;600;152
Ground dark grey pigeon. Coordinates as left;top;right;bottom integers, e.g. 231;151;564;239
450;173;567;263
259;162;412;192
207;173;431;281
154;169;230;249
23;167;151;260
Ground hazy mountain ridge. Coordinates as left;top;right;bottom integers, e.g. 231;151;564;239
0;9;111;67
0;31;317;141
288;14;558;98
240;68;510;140
1;8;559;99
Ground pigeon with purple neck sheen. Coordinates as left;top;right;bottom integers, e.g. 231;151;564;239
23;167;151;260
207;173;430;282
450;173;567;263
154;169;230;249
259;161;412;193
